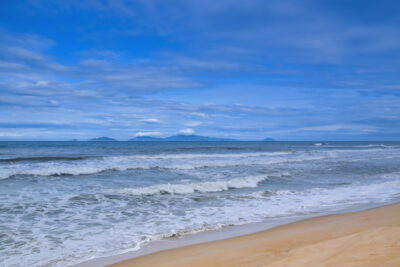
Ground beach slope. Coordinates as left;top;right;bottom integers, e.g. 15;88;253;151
111;203;400;267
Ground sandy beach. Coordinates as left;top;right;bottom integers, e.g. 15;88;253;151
111;203;400;267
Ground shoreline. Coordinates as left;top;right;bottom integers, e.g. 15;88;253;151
75;201;399;267
107;202;400;267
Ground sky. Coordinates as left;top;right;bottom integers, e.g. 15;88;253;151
0;0;399;141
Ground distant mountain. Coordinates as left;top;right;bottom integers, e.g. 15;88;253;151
89;137;117;141
263;137;276;141
129;134;237;141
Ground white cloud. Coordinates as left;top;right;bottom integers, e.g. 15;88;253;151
179;128;195;135
190;112;208;117
184;121;202;127
141;118;161;123
135;131;162;136
297;124;377;132
0;132;24;137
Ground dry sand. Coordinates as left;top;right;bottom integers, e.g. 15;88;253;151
111;203;400;267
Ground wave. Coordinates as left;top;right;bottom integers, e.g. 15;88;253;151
0;152;292;164
0;153;320;179
318;144;396;149
255;180;400;206
0;156;90;163
129;151;294;159
312;143;324;146
1;147;396;179
113;174;289;195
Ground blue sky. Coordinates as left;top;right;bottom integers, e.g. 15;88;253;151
0;0;399;140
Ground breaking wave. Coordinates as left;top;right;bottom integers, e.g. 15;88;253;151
0;156;90;163
113;174;289;195
0;152;322;179
1;147;397;180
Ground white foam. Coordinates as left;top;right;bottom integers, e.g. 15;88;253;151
3;145;399;179
251;180;400;213
2;145;399;179
0;151;323;179
129;151;293;159
2;144;400;267
1;176;399;267
114;174;289;195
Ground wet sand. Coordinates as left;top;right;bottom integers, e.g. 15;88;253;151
111;203;400;267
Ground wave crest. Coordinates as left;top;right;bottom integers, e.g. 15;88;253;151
0;156;89;163
113;173;289;195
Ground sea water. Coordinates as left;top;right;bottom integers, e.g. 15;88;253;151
0;141;399;266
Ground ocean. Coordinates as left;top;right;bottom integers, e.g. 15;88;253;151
0;141;399;266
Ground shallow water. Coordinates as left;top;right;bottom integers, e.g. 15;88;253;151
1;141;399;266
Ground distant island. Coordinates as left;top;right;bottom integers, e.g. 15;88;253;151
89;137;117;141
129;134;237;142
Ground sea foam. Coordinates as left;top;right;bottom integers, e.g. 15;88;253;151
0;151;323;179
114;173;290;195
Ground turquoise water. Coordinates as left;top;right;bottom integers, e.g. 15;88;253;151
1;141;400;266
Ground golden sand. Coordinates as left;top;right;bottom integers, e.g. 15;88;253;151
111;203;400;267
